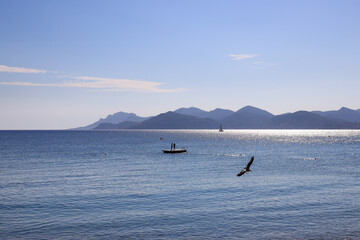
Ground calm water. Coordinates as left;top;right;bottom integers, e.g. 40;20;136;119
0;130;359;239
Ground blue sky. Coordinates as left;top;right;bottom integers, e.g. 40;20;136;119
1;0;359;129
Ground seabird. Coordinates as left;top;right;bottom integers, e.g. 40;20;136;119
237;156;254;177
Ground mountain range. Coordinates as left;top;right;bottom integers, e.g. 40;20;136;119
72;112;148;130
74;106;360;130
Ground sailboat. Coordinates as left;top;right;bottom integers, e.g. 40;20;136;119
219;124;224;132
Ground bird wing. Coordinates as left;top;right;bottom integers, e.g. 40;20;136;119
237;168;246;176
246;156;254;170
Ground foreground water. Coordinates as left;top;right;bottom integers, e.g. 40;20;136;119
0;130;359;239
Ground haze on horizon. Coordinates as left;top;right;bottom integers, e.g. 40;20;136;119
0;0;359;129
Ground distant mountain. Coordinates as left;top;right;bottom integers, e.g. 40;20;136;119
131;111;219;129
174;107;234;120
221;106;274;129
73;106;360;130
238;105;274;117
264;111;350;129
207;108;235;121
174;107;208;118
94;121;139;130
312;107;360;123
73;112;147;130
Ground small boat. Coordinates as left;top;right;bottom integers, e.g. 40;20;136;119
219;124;224;132
162;149;187;154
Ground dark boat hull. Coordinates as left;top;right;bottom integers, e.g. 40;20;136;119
162;149;187;154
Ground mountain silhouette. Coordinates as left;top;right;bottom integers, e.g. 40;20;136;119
206;108;235;120
264;111;350;129
312;107;360;123
131;111;219;129
174;107;208;118
94;121;139;130
73;106;360;130
221;106;274;129
174;107;234;120
73;112;147;130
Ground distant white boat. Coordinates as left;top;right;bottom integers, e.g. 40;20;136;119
219;124;224;132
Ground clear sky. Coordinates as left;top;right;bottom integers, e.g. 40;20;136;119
1;0;359;129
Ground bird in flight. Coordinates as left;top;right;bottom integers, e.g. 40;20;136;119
237;156;254;177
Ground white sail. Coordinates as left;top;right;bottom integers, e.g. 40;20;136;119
219;124;224;132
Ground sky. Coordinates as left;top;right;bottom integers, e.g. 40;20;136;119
1;0;360;129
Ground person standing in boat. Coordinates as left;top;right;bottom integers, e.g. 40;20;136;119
171;143;173;150
174;143;176;150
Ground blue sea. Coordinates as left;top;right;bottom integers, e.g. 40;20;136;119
0;130;359;239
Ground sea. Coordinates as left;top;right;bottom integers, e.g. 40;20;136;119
0;130;359;239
